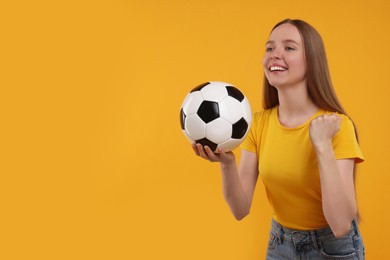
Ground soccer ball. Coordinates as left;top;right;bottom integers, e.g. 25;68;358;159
180;81;252;152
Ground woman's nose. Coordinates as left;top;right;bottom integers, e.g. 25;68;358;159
270;48;282;59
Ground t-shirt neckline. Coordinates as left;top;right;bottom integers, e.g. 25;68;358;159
273;106;324;131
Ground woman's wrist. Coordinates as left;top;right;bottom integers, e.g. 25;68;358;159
313;141;333;155
220;160;236;171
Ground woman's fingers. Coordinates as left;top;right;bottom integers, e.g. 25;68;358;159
197;144;208;158
309;113;342;148
194;143;211;159
204;146;219;161
192;143;200;156
192;144;235;164
192;143;219;162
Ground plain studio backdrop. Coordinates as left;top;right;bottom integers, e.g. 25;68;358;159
1;0;389;259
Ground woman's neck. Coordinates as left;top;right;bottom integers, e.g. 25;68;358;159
276;85;319;127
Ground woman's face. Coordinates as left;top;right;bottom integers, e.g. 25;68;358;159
262;23;306;89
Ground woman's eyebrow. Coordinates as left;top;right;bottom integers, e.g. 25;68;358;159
266;39;299;45
284;39;299;45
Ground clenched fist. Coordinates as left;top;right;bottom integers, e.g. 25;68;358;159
309;114;341;150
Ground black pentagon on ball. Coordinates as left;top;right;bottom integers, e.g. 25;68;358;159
180;108;186;130
232;117;248;139
197;100;219;123
195;138;218;152
226;86;244;102
190;82;210;93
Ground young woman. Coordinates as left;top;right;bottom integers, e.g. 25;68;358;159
192;19;365;259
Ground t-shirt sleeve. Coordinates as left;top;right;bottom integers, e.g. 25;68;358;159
240;112;263;154
332;115;364;163
240;113;258;153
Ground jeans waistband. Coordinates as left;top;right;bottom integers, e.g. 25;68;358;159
271;218;360;244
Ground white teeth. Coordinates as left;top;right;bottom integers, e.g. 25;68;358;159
270;66;287;71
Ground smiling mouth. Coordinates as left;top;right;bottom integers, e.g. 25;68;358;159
269;66;288;72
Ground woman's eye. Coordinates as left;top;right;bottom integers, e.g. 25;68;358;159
266;47;273;52
286;47;295;51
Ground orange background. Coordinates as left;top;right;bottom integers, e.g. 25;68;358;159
1;0;389;259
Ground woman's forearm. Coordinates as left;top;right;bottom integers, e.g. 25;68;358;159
193;144;257;221
220;162;251;220
316;143;357;237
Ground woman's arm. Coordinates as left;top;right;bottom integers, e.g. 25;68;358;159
193;144;259;220
310;114;357;237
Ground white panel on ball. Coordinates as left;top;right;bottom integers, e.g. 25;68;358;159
182;91;204;116
182;130;195;144
218;138;244;152
219;96;243;124
185;114;206;140
242;98;252;123
205;118;232;144
200;82;228;102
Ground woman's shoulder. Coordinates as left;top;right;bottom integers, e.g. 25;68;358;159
251;108;275;128
253;107;275;119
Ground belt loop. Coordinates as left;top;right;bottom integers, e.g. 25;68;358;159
275;221;284;244
352;219;360;237
310;230;319;250
279;226;284;243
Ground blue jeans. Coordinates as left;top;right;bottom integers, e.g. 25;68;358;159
267;219;365;259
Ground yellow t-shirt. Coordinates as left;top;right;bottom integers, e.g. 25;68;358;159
241;107;364;230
